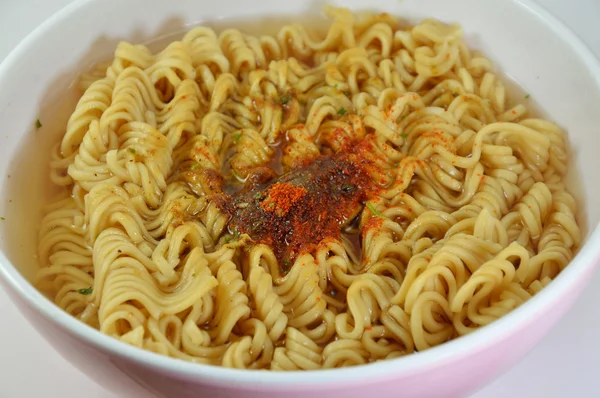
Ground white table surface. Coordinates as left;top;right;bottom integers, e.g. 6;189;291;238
1;0;600;397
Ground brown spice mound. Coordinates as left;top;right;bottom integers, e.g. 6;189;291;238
211;148;381;272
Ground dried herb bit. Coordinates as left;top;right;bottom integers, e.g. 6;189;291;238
401;133;408;139
78;287;93;295
233;133;242;142
254;191;265;201
190;163;200;170
279;258;293;273
341;184;354;192
128;148;136;155
337;108;347;116
277;94;292;105
35;119;42;129
525;94;531;99
0;217;5;221
366;202;383;217
250;220;263;232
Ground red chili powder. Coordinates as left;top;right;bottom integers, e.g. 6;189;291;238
260;182;306;217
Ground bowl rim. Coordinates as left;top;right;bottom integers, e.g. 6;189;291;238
1;0;600;387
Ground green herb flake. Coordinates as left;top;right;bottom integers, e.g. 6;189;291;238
525;94;530;99
254;192;265;201
401;133;408;139
250;220;263;231
128;148;136;155
366;202;383;217
341;184;354;192
190;163;200;170
280;170;291;179
78;287;93;295
233;133;242;142
35;119;42;129
333;84;339;89
277;94;292;105
337;108;347;116
0;217;5;221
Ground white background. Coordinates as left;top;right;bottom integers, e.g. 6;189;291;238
0;0;599;397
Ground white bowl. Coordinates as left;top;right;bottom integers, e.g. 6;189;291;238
1;0;599;397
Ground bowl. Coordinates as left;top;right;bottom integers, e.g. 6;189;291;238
1;0;600;397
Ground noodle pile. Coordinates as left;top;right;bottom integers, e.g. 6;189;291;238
36;8;581;369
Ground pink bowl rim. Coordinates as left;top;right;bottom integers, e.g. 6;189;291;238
1;0;600;388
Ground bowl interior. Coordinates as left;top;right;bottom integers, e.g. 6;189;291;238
0;0;599;385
